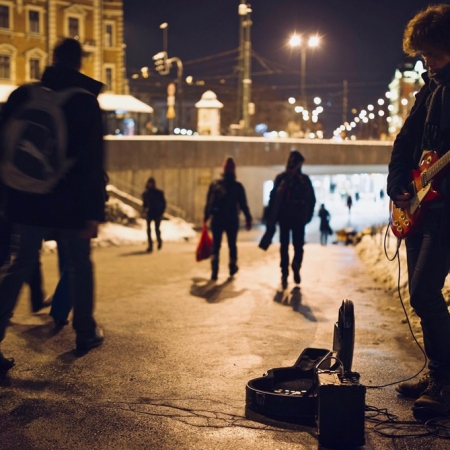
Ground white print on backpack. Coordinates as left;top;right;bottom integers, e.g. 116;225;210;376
0;84;91;194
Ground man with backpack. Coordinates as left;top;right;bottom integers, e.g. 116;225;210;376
0;38;106;373
264;150;316;289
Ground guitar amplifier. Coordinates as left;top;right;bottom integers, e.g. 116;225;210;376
316;370;366;447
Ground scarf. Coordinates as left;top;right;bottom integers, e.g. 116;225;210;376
423;62;450;153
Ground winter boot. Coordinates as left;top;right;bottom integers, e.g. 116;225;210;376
229;260;239;277
396;373;430;399
292;260;301;284
0;350;15;372
281;266;289;289
211;257;219;281
414;379;450;416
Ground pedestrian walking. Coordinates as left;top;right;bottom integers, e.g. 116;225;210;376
142;177;166;252
318;204;332;246
204;157;252;280
265;150;316;289
0;38;107;373
346;195;353;213
387;4;450;418
0;218;51;313
48;235;71;327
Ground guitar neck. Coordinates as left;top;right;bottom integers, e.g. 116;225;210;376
425;151;450;183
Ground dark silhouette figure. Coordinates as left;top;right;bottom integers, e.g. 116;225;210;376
265;150;316;289
346;195;353;213
204;157;252;281
142;177;166;252
387;4;450;417
318;204;332;246
0;38;107;373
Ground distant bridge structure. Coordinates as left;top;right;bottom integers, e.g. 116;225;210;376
105;136;393;224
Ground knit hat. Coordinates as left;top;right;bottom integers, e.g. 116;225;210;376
286;150;305;170
223;157;236;174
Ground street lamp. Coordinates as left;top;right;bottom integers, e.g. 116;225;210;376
238;1;252;135
153;22;184;133
289;34;321;109
160;22;168;53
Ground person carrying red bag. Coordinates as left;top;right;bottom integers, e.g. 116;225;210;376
203;157;252;281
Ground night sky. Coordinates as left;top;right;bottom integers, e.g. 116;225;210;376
123;0;445;128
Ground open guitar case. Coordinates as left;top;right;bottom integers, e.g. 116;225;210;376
245;299;355;423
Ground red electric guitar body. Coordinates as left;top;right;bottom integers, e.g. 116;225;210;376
389;150;450;239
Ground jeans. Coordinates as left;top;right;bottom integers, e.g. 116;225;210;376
0;223;97;343
279;222;305;276
49;239;71;321
405;210;450;381
211;219;239;267
146;216;162;248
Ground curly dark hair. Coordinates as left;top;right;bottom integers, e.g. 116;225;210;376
403;4;450;56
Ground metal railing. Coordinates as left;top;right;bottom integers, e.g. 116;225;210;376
106;173;187;219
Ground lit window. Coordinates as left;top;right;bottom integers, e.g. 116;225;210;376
68;17;79;38
0;5;9;29
29;10;40;34
105;67;113;91
105;23;114;47
30;58;40;80
0;55;10;79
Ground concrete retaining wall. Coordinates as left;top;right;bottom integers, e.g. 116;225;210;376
104;136;392;225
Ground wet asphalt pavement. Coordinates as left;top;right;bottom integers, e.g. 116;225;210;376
1;229;449;449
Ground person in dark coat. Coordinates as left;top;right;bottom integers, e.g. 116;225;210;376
346;195;353;214
142;177;166;252
204;157;252;280
318;204;331;246
266;150;316;289
0;38;106;373
387;4;450;416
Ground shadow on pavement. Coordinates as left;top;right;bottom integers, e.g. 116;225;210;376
118;249;151;257
190;277;246;303
274;287;317;322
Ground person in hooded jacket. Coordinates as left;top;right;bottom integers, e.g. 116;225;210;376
266;150;316;289
387;4;450;417
204;157;252;280
318;203;332;246
142;177;166;252
0;38;106;373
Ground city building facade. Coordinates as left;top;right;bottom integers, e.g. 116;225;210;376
0;0;125;94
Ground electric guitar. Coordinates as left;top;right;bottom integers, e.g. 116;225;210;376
389;149;450;239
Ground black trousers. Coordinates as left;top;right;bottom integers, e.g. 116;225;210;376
279;221;305;277
0;219;45;312
405;209;450;381
211;218;239;267
146;216;162;247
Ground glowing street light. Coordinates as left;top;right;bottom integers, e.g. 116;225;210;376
289;33;321;109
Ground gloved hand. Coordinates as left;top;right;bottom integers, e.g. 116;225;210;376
390;186;410;209
245;220;252;231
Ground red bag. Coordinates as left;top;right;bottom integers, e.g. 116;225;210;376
196;224;213;262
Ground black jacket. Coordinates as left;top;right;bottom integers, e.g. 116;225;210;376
142;188;166;219
266;171;316;225
204;174;252;224
0;64;106;229
387;73;450;244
